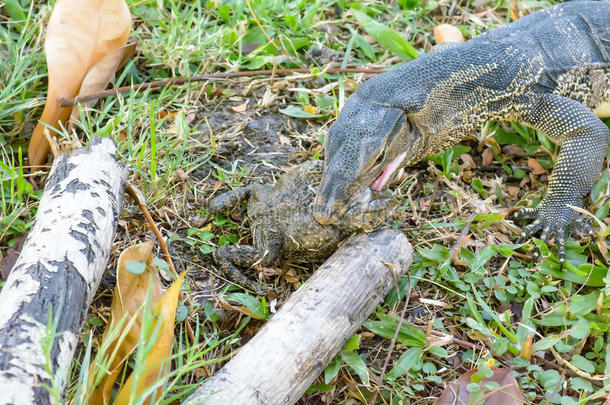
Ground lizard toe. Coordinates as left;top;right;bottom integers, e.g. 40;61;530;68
539;226;553;244
513;207;538;220
514;196;582;264
557;228;566;270
521;219;542;239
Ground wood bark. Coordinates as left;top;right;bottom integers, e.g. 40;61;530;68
0;137;127;405
185;229;413;405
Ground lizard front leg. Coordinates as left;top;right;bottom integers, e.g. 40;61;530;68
213;245;271;295
208;186;253;213
513;93;610;265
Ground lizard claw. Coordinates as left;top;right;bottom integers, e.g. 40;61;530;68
513;197;584;269
556;229;566;270
573;217;596;238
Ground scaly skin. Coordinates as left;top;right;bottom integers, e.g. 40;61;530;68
208;160;397;294
313;1;610;265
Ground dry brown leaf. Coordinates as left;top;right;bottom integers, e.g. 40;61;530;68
29;0;132;166
482;148;494;166
507;186;521;198
528;158;547;175
434;24;465;44
229;101;249;112
283;268;299;283
503;144;527;156
69;42;136;122
278;133;292;146
115;271;187;405
242;42;262;55
460;154;477;169
433;368;524;405
176;168;189;182
88;241;163;405
0;236;25;282
259;88;278;108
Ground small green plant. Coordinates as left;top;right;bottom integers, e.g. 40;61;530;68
428;145;471;177
318;334;370;392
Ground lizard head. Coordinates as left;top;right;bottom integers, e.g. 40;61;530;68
313;93;416;225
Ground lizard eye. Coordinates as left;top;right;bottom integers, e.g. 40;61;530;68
373;152;385;167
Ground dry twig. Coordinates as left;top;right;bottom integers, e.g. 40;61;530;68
125;181;196;342
59;67;386;106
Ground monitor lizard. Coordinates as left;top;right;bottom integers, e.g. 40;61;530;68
313;1;610;266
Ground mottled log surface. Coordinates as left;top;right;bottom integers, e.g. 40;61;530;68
0;137;127;405
185;229;413;405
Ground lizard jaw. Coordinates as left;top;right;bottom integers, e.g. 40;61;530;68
370;152;407;191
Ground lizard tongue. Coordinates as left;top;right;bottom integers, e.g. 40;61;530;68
370;152;407;191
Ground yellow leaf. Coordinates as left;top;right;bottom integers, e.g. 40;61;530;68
69;42;136;122
87;241;163;405
521;332;533;361
29;0;132;166
114;271;187;404
304;105;317;115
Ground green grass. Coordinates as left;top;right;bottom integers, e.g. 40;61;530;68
1;0;610;403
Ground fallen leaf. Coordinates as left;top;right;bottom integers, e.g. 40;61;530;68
29;0;132;166
241;42;261;55
521;333;533;361
485;137;501;152
0;236;26;281
115;271;187;404
427;333;454;347
510;0;521;21
229;101;248;113
283;268;299;284
460;154;477;169
185;111;197;123
433;368;524;405
259;88;278;108
482;148;494;166
507;186;521;198
69;42;136;122
460;170;474;183
278;133;291;146
88;241;163;405
176;168;188;182
304;105;318;115
528;158;547;175
434;24;464;44
157;109;178;120
193;367;209;379
502;145;527;156
279;105;322;118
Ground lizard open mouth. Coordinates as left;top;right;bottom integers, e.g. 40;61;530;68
370;152;407;191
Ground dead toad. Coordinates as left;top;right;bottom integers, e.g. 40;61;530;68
207;160;398;294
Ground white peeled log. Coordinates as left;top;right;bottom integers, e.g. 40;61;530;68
185;229;413;405
0;137;127;405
